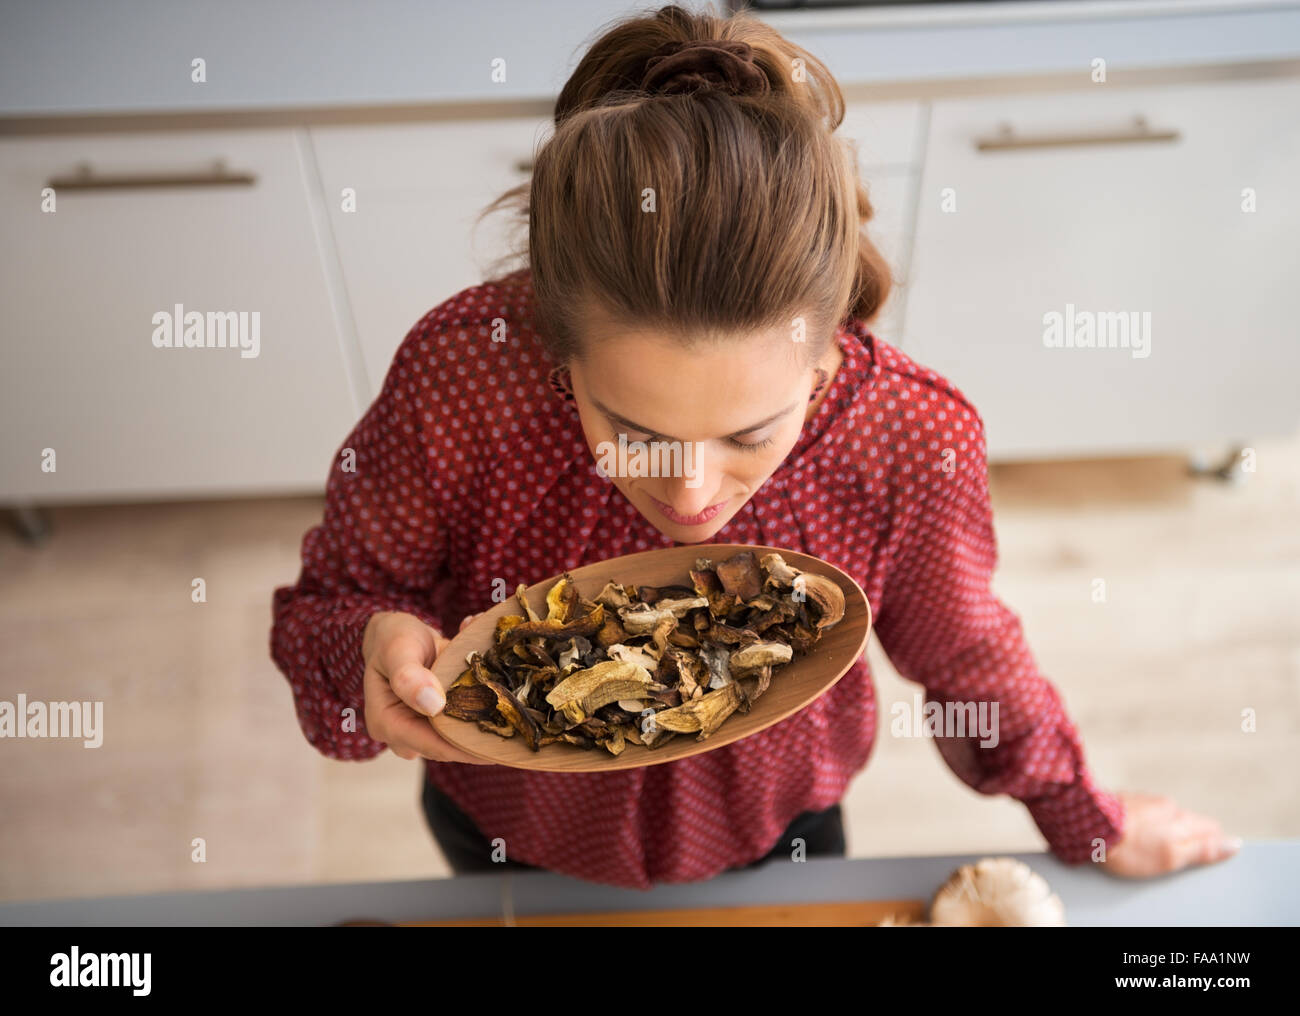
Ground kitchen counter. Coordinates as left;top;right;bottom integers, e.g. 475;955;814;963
1;840;1294;926
1;0;1298;119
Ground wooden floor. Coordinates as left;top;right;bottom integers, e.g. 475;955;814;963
1;436;1296;903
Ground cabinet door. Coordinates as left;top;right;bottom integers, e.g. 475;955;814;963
311;118;543;393
841;100;924;343
0;128;361;502
902;77;1300;460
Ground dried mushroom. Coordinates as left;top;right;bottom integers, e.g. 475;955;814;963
441;552;844;756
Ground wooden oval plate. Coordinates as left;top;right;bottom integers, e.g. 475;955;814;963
429;543;871;772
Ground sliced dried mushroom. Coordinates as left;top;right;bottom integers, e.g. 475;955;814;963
649;683;744;740
796;574;845;631
545;660;656;726
497;604;606;651
475;671;542;751
443;683;497;721
650;595;710;617
494;614;526;644
545;573;580;622
736;664;773;712
556;636;591;673
515;583;540;623
594;581;633;610
605;643;660;675
618;605;679;636
728;641;794;675
714;550;762;602
698;642;733;690
759;552;802;590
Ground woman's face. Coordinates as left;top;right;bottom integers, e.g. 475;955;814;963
567;312;832;544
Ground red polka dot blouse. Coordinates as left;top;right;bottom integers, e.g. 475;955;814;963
270;267;1125;889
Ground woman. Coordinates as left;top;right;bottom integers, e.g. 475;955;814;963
270;4;1238;890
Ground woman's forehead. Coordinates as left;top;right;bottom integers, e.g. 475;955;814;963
575;331;809;439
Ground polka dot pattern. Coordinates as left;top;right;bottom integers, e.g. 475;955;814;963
270;267;1125;888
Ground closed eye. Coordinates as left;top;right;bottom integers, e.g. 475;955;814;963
618;431;775;453
727;435;775;452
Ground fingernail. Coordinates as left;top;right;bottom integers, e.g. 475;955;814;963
1225;836;1243;852
416;686;444;716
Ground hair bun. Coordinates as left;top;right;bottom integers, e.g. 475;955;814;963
641;39;771;98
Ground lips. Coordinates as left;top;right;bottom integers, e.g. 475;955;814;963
648;494;729;526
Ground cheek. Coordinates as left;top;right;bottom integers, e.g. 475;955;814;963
702;444;792;491
725;452;781;485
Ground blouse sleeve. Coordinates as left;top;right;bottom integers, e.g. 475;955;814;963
871;408;1125;864
270;320;455;761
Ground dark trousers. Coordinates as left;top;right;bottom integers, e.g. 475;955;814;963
421;776;846;876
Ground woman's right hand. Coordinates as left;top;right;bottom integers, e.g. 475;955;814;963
362;610;494;764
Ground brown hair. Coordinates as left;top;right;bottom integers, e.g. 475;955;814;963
479;3;892;368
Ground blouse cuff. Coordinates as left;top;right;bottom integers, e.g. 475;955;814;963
318;602;447;706
1027;769;1126;865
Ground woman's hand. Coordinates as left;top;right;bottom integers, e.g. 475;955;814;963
361;610;492;764
1099;791;1242;878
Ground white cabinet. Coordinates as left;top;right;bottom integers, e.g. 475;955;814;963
902;77;1300;461
0;128;362;502
310;118;545;393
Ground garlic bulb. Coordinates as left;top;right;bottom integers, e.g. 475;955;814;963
928;858;1066;927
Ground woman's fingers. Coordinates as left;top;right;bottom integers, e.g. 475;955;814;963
377;699;485;763
1102;792;1241;878
360;610;498;764
364;652;496;764
386;658;445;718
1168;830;1231;870
1167;810;1236;870
365;665;492;764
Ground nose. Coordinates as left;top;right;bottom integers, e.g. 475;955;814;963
658;463;721;516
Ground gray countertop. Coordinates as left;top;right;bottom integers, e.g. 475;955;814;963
1;0;1299;118
2;840;1294;926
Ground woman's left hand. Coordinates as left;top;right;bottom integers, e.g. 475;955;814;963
1099;791;1242;878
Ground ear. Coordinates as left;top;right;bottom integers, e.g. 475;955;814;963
548;365;576;402
809;367;828;401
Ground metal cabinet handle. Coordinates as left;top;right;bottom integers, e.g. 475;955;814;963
975;116;1180;152
45;158;257;190
513;158;534;174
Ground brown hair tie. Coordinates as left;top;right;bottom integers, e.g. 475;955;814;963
641;39;771;98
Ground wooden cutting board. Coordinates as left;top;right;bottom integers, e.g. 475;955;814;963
338;899;926;926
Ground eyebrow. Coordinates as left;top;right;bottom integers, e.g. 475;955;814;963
591;397;799;443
